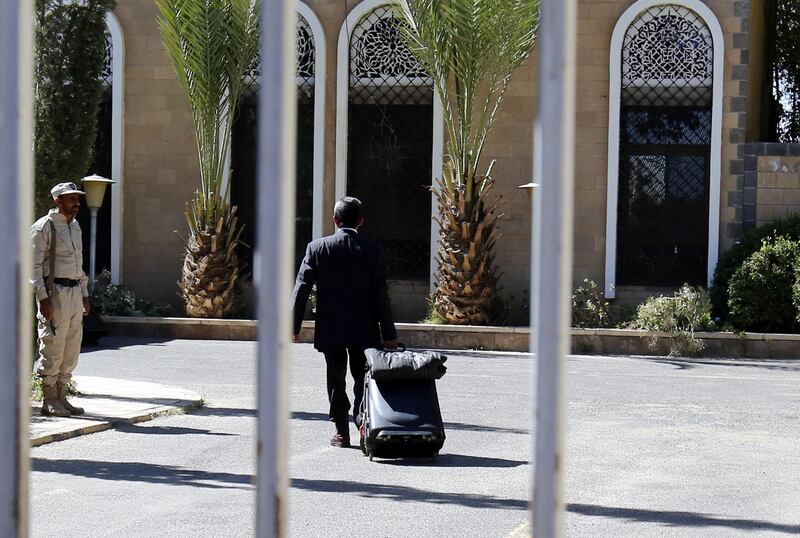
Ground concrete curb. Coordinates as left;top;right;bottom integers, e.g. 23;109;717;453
30;376;203;447
101;316;800;359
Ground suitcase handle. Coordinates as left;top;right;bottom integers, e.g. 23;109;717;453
385;343;406;352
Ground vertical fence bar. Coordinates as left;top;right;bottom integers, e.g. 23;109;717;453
0;0;32;536
256;0;296;535
531;0;576;536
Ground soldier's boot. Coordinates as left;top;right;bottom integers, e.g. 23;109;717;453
41;382;71;417
57;381;84;416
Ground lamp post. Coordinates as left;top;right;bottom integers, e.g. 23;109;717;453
81;174;115;284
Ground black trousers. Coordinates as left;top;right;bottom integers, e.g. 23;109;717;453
322;347;367;435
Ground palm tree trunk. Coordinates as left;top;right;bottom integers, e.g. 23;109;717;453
432;170;501;324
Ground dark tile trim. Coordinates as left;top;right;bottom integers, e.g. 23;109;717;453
741;142;800;230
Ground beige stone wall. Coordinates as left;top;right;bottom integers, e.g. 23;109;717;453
115;0;200;310
388;279;429;322
572;0;617;286
477;42;536;323
302;0;353;232
747;0;766;141
114;0;753;316
755;155;800;225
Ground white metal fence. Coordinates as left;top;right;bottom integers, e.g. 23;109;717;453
0;1;575;536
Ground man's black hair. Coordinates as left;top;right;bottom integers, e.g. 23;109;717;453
334;196;363;228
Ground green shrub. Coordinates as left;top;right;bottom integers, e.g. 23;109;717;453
34;0;116;216
422;293;447;324
30;373;76;401
711;213;800;319
572;279;610;328
795;272;800;325
90;270;171;317
727;236;800;333
31;373;43;401
629;285;715;356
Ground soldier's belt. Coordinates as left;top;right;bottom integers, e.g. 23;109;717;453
52;278;80;287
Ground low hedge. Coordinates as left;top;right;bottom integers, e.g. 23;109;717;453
727;236;800;333
710;213;800;319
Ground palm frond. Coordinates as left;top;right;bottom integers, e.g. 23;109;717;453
398;0;539;201
156;0;261;229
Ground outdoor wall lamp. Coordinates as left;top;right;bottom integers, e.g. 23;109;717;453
81;174;115;283
517;181;539;203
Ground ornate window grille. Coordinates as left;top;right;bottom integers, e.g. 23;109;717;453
616;5;713;287
233;15;317;271
100;31;113;86
243;15;316;97
346;6;433;279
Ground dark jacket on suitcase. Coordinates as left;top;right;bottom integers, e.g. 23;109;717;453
291;228;397;350
365;348;447;381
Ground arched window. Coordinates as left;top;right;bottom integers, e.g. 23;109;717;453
338;4;434;280
294;13;317;266
604;1;723;297
231;6;325;271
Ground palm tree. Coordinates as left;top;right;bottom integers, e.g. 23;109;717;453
398;0;539;324
157;0;260;317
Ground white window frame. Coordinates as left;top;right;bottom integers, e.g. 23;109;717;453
296;3;327;240
335;0;444;289
603;0;724;298
106;11;125;285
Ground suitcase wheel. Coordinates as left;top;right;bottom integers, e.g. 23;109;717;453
368;451;374;462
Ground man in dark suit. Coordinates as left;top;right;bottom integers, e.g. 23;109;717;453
292;197;398;448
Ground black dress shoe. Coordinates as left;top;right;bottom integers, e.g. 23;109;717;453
330;433;351;448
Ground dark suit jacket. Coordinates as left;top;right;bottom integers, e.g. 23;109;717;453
291;228;397;350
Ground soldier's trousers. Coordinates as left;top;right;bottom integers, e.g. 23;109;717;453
35;286;84;386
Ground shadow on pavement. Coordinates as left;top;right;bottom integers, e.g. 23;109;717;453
291;411;329;421
644;357;800;373
568;503;800;533
443;350;530;359
444;421;529;435
291;478;527;510
115;423;236;436
80;337;174;353
196;409;331;421
376;453;527;468
31;458;253;490
196;406;255;418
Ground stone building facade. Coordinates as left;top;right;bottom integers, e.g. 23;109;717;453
97;0;783;321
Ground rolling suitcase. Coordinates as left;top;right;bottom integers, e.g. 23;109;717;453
359;347;447;461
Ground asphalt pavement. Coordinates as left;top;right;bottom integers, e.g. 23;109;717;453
29;337;800;537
